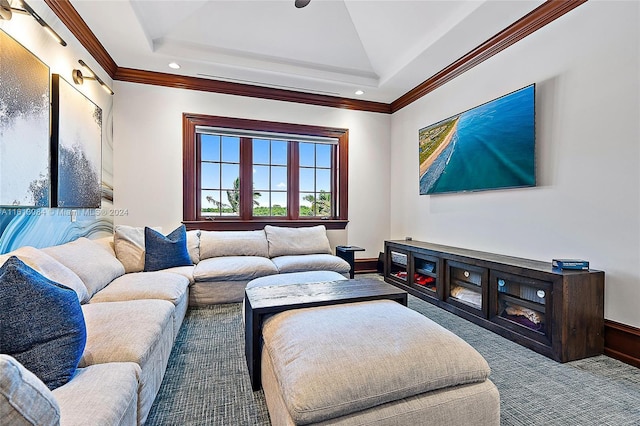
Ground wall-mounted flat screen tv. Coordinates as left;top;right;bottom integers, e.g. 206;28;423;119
419;84;535;195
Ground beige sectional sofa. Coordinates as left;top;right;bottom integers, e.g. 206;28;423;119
0;224;350;425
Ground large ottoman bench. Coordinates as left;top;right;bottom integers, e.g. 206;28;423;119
261;300;500;425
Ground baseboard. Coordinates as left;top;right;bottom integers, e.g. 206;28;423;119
354;258;379;274
604;320;640;368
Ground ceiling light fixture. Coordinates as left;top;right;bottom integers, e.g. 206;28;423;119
0;0;67;46
355;90;365;96
294;0;310;8
72;59;114;95
168;62;181;69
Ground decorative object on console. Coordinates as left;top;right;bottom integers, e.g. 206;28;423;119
144;225;193;272
0;257;86;390
419;84;535;195
0;29;50;207
51;74;102;209
552;258;589;270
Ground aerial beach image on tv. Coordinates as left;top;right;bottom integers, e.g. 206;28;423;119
419;84;535;195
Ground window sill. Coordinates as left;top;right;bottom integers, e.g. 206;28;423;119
183;219;348;231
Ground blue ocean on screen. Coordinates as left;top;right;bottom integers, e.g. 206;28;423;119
420;85;535;195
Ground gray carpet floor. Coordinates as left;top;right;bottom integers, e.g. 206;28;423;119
147;279;640;425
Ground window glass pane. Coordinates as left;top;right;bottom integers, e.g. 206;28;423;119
253;165;270;191
271;166;287;191
201;190;221;216
253;139;269;164
316;144;332;168
201;163;220;189
299;168;314;192
316;169;331;192
299;142;315;167
299;192;314;216
223;188;240;215
201;135;220;161
271;192;287;216
271;140;287;165
253;193;269;216
221;136;240;162
315;191;332;217
221;164;239;189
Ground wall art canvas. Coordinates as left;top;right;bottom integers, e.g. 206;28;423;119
419;84;535;195
51;74;102;208
0;29;50;207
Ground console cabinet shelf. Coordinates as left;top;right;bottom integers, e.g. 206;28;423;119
384;240;605;362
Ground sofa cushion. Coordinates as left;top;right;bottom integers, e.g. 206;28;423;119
262;300;491;424
80;299;175;424
193;256;278;282
271;254;350;274
163;265;195;284
144;225;193;272
264;225;332;257
90;271;189;306
52;362;140;426
0;354;60;426
199;230;268;259
0;257;86;391
0;246;89;304
43;237;125;298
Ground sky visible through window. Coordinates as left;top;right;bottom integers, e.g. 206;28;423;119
200;134;332;216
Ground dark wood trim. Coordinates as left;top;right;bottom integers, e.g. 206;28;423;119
604;320;640;368
44;0;117;78
115;68;391;114
183;113;349;229
355;258;378;274
390;0;588;112
183;219;348;231
182;114;197;221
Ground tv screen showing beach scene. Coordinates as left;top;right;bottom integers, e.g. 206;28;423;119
419;84;535;195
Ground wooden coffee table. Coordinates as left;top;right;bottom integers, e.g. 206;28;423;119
244;278;408;390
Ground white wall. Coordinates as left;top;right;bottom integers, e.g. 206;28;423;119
390;1;640;327
112;84;391;257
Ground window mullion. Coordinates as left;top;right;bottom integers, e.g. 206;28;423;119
289;142;299;220
239;137;253;219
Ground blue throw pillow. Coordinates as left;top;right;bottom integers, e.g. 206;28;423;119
0;256;86;390
144;225;192;272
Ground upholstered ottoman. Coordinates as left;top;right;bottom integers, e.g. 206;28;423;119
261;300;500;425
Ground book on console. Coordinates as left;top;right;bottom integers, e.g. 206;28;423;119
552;259;589;270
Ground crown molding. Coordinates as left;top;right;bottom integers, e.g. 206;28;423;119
48;0;587;114
390;0;588;112
116;67;392;113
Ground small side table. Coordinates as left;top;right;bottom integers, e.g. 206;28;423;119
336;245;365;279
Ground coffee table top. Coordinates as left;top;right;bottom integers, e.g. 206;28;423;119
246;277;407;312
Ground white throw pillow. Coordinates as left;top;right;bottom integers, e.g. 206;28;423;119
113;225;160;273
199;230;269;259
264;225;332;258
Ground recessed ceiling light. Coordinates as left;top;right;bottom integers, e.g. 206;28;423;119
168;62;181;69
355;90;365;96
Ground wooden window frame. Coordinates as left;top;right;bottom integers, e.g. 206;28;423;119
183;113;348;231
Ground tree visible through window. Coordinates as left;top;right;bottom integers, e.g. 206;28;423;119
183;114;349;230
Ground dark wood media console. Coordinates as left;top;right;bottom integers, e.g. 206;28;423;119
384;240;605;362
